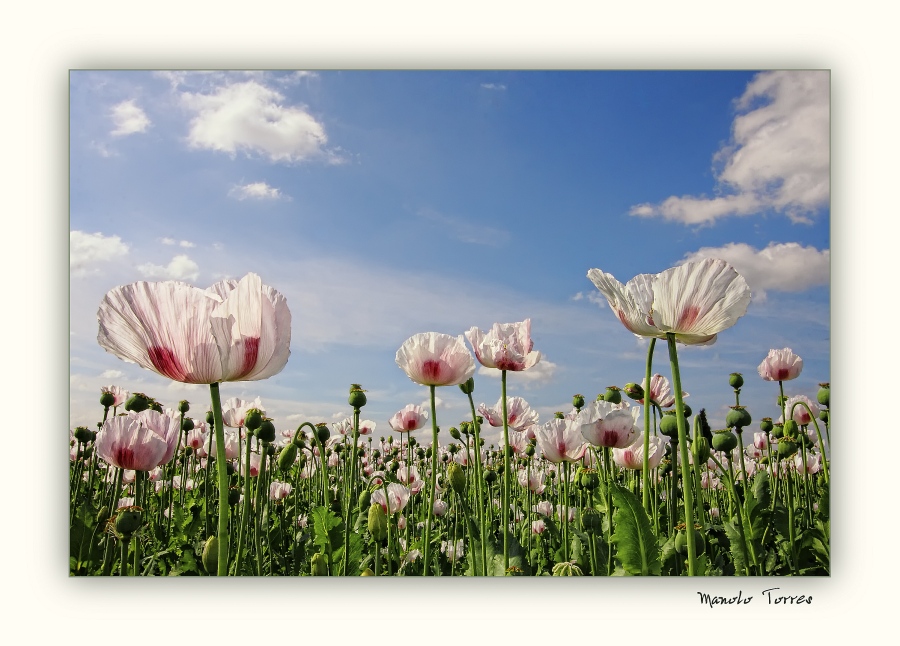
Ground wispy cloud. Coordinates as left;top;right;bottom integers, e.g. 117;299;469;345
180;80;343;164
630;71;829;225
682;242;829;300
480;83;507;91
572;291;607;307
416;207;510;247
110;99;150;137
228;181;287;201
161;237;196;248
70;230;129;276
136;254;200;281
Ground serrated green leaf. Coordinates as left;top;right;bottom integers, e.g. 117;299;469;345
722;520;750;575
751;471;771;508
609;484;660;575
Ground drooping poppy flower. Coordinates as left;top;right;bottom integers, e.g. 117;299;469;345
395;332;476;387
758;348;804;381
97;272;291;384
465;319;541;371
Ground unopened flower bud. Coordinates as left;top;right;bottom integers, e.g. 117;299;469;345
124;393;151;413
310;552;328;576
623;383;644;401
728;373;744;389
201;536;219;575
682;404;693;418
458;377;475;395
675;526;705;555
358;489;371;509
817;383;830;407
360;568;375;576
228;488;241;506
206;410;215;425
819;410;829;423
368;503;388;542
277;444;298;472
693;436;710;464
449;427;461;440
447;462;466;495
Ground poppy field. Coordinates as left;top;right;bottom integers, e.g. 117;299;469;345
69;260;830;576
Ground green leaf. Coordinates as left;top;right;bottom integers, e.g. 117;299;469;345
723;520;750;575
751;471;771;508
609;484;660;575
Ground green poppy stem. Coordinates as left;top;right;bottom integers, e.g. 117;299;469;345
209;382;230;576
642;338;656;514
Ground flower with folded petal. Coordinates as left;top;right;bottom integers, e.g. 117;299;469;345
640;374;688;409
758;348;804;382
534;418;587;463
465;319;541;371
371;483;411;515
97;272;291;384
782;395;820;426
269;481;293;500
389;404;429;433
101;385;129;408
95;409;181;471
395;332;476;387
478;396;539;432
577;399;640;449
612;434;669;470
221;396;265;428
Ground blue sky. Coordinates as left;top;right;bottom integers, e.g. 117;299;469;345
69;70;830;444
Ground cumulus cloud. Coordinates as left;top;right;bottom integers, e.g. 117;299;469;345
630;71;829;225
572;291;607;307
110;100;151;137
70;230;129;276
180;80;340;163
100;369;124;379
136;254;200;281
478;359;558;388
681;242;829;300
229;181;286;201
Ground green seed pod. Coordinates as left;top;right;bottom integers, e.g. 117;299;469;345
315;424;330;444
124;393;151;413
228;488;241;506
728;373;744;389
604;387;622;404
711;430;737;453
623;383;644;401
682;404;693;418
99;392;116;408
178;400;190;414
580;469;599;490
726;406;751;429
693;436;711;464
310;552;328;576
447;462;466;495
278;444;298;472
115;508;142;535
485;470;498;485
206;410;215;425
458;377;475;395
524;444;535;457
73;426;93;443
226;461;235;476
368;503;388;541
572;394;585;409
819;410;829;423
360;568;375;576
659;412;679;438
771;423;784;439
783;419;799;439
244;409;263;431
674;527;705;555
348;388;367;409
581;507;602;534
760;418;774;433
181;417;195;432
551;561;583;576
817;383;830;408
201;536;219;575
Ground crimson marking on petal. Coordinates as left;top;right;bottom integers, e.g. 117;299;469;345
676;305;701;330
421;359;444;384
149;346;188;382
235;336;261;379
113;446;137;470
775;368;790;380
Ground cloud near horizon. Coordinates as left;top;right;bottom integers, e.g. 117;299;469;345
70;231;129;276
630;71;829;225
136;254;200;281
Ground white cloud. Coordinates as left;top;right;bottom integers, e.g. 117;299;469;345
229;181;286;201
70;230;129;276
630;71;829;225
276;71;320;85
110;99;150;137
180;80;339;163
478;359;558;388
481;83;507;91
136;254;200;281
100;369;124;379
416;207;510;246
161;237;196;247
681;242;830;300
572;291;607;307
